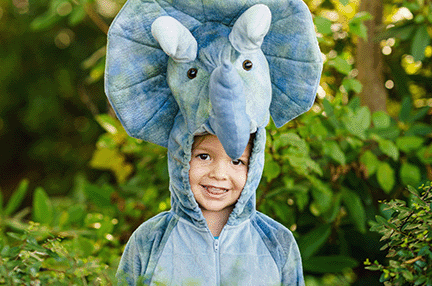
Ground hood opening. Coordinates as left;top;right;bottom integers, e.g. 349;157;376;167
170;127;266;229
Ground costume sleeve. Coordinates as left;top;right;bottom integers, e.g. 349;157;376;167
116;212;177;285
116;231;143;286
281;237;305;286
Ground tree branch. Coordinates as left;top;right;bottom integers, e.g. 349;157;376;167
84;4;109;35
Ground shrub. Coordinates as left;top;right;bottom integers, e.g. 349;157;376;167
0;223;115;285
365;183;432;285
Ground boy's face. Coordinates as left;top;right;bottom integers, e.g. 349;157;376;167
189;134;251;213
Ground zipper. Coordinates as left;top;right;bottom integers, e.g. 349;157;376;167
213;235;221;285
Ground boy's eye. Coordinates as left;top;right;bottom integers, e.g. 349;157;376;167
197;154;210;160
231;159;244;166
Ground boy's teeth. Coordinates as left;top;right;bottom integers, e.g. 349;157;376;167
205;186;228;194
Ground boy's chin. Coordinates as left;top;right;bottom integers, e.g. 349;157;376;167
198;203;235;214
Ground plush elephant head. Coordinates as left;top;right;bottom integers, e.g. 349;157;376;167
105;0;323;158
151;4;272;159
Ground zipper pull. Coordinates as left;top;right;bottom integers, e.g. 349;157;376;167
214;239;219;252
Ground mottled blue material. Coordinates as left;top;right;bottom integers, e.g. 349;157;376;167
105;0;322;150
106;0;322;285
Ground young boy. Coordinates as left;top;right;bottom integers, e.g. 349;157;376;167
189;134;252;238
117;129;304;285
106;0;322;285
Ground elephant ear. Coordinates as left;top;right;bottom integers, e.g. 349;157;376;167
229;4;271;53
104;1;200;147
262;0;323;127
151;16;197;63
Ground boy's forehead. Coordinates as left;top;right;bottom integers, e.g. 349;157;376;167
192;134;221;149
192;134;252;158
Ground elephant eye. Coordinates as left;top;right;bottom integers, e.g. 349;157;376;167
242;60;253;71
187;68;198;79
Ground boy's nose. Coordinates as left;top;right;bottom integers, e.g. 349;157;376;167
209;161;228;180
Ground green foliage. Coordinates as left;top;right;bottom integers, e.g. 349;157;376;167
32;187;53;225
0;178;124;284
377;0;432;62
365;183;432;285
4;179;29;217
0;223;115;285
258;96;431;280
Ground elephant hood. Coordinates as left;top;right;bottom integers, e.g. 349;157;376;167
105;0;323;227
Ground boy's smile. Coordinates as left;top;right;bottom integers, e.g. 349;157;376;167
189;134;251;214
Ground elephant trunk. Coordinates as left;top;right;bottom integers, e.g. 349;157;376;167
209;61;250;159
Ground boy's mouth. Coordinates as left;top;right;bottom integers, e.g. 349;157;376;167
202;185;228;195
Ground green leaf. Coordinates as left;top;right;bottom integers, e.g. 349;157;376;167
375;22;416;41
5;179;29;216
344;106;371;139
288;156;318;176
356;106;372;131
309;118;328;139
87;59;106;84
303;256;359;273
411;24;430;62
322;192;342;223
329;56;352;75
90;147;133;183
84;183;114;208
399;97;412;123
322;99;334;116
95;114;123;135
30;13;61;31
32;187;53;225
378;139;399;161
376;162;395;194
264;160;281;182
339;0;349;5
407;106;430;123
278;132;309;155
396;136;425;153
293;186;309;212
314;16;333;35
350;11;373;23
406;123;432;136
349;12;372;40
375;215;398;231
309;176;333;214
342;188;366;233
370;126;401;140
349;22;368;40
298;224;331;260
360;150;379;177
372;111;391;129
68;5;86;26
67;205;86;225
417;144;432;164
342;78;363;93
75;236;95;257
399;163;421;187
323;141;346;165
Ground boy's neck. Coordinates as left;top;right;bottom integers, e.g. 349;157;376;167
201;206;234;237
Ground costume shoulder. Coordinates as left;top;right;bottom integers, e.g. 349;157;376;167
116;211;179;286
251;211;305;286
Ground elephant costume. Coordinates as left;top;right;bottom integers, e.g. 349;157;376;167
105;0;322;285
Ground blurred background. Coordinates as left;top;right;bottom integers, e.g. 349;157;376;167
0;0;431;285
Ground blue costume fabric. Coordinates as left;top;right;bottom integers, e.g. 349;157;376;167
105;0;322;285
